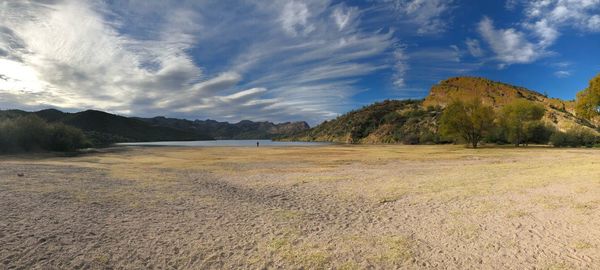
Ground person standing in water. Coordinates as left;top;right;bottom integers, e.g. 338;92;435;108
256;141;259;147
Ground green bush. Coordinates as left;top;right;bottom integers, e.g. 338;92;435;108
0;115;90;153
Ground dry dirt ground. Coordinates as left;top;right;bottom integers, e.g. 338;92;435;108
1;145;600;269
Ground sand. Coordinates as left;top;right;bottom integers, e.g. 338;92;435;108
1;145;600;269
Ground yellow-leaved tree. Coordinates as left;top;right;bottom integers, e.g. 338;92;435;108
576;73;600;120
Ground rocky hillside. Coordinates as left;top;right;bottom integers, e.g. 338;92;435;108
281;77;598;144
279;100;443;144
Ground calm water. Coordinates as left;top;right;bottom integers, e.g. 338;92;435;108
116;140;330;147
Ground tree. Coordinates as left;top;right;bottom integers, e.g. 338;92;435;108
440;99;495;148
575;73;600;120
498;99;545;146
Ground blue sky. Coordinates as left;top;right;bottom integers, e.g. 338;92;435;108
1;0;599;125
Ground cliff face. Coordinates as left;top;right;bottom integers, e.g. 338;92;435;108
424;77;594;132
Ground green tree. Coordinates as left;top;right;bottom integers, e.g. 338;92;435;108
440;99;495;148
575;73;600;120
498;100;545;146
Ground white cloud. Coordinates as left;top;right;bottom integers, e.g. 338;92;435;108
525;19;560;46
279;1;315;36
479;1;600;67
477;17;546;66
588;14;600;29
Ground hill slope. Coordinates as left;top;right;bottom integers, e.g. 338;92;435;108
280;100;442;144
281;77;598;144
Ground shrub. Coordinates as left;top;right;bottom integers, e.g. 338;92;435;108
550;127;599;147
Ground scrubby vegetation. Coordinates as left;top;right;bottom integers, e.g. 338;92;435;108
0;115;90;153
550;127;599;148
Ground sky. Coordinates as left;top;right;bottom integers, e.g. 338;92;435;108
1;0;600;125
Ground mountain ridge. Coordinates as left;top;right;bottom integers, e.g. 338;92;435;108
134;116;310;140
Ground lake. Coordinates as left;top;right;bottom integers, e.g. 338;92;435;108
116;140;331;147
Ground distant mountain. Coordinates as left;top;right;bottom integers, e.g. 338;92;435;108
135;116;310;139
0;108;310;145
280;77;598;144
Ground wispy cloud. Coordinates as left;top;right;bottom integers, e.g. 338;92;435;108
0;0;400;124
554;70;572;78
376;0;455;34
465;38;484;57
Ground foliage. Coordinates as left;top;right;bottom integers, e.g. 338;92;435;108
550;127;599;147
0;115;90;153
575;73;600;120
439;99;495;148
498;100;545;146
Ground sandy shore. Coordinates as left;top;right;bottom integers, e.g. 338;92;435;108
1;145;600;269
